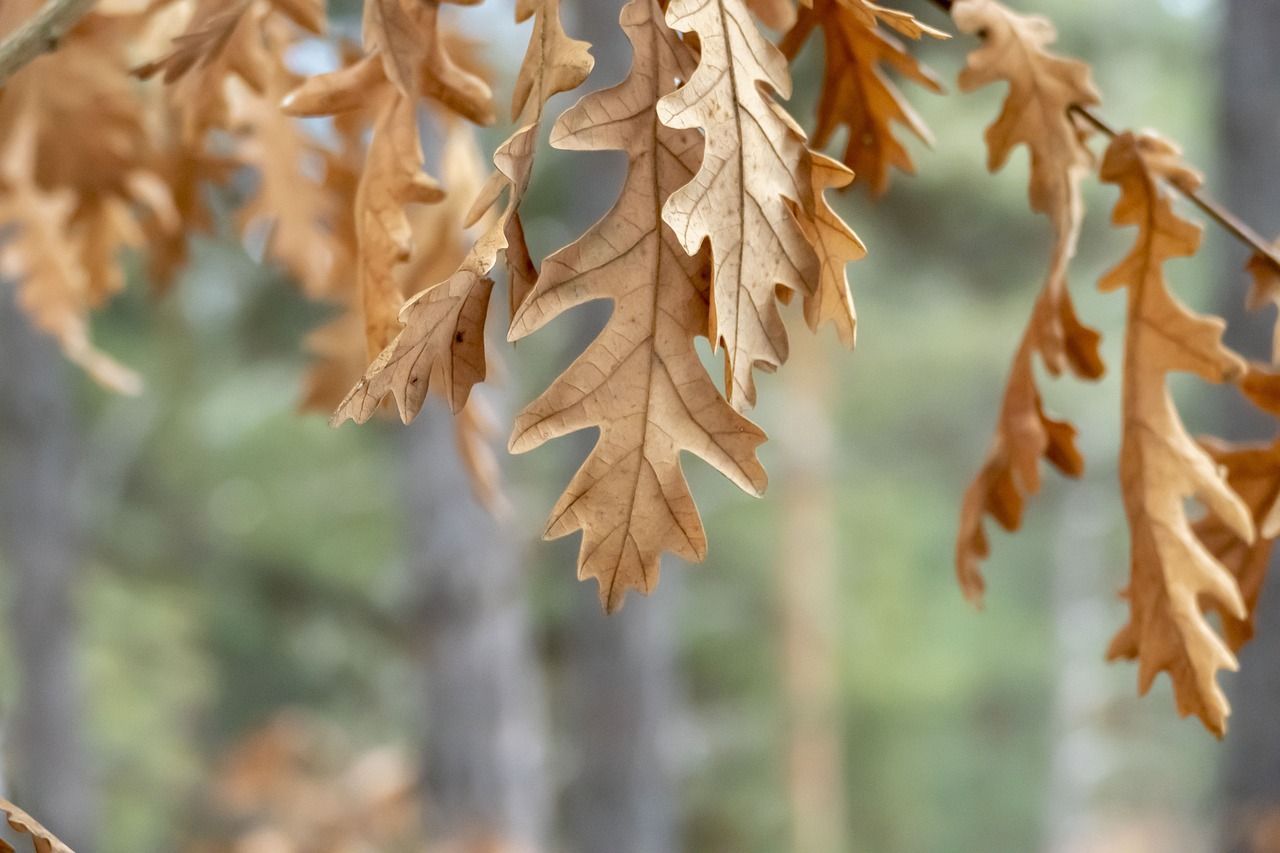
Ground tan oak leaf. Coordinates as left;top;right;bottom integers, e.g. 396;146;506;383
952;0;1104;602
509;0;768;612
332;0;592;425
0;117;141;395
0;797;74;853
658;0;819;408
1100;131;1253;737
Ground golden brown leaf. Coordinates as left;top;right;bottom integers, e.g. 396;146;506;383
0;797;74;853
1100;131;1253;737
953;0;1099;247
795;151;863;346
952;0;1103;602
658;0;819;408
780;0;945;196
332;0;593;425
509;0;769;612
0;117;142;394
1195;436;1280;655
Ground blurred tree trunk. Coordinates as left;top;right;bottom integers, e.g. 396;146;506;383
405;404;552;851
776;333;848;853
1218;3;1280;850
559;3;683;851
0;288;95;850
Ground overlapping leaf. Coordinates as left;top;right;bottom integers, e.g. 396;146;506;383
332;0;592;425
1100;131;1253;737
658;0;819;408
952;0;1104;602
509;0;769;612
779;0;946;196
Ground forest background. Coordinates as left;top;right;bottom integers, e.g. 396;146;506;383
0;0;1278;851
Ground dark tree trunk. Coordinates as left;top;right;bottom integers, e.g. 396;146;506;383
405;404;552;851
1217;3;1280;850
0;288;95;850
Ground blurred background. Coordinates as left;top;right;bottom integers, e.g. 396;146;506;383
1;0;1279;850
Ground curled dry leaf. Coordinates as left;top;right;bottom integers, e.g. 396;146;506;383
952;0;1104;603
509;0;769;612
658;0;819;408
331;0;593;425
1100;131;1252;737
0;797;75;853
779;0;946;197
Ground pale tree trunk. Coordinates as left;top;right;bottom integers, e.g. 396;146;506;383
404;403;552;851
776;332;848;853
559;3;685;851
1218;3;1280;850
0;287;95;850
1042;488;1132;853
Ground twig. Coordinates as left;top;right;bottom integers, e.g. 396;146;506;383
0;0;98;88
1069;106;1280;271
924;0;1280;273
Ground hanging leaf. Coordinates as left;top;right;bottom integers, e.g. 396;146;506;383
779;0;946;196
331;0;593;425
658;0;819;408
0;116;142;394
1100;130;1253;737
0;797;75;853
509;0;769;612
1195;436;1280;655
952;0;1104;603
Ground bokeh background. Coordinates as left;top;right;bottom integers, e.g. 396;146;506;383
1;0;1278;851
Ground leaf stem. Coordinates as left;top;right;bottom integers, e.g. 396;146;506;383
0;0;98;87
924;0;1280;274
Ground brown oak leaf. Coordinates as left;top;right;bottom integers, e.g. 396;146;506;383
658;0;819;408
780;0;946;196
1100;131;1253;737
952;0;1104;603
331;0;592;425
509;0;769;612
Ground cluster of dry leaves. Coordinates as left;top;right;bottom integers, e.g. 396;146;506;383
1;0;1278;735
947;0;1280;737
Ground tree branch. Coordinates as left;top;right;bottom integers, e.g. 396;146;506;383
0;0;98;88
924;0;1280;275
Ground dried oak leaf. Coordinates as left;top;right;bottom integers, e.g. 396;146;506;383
284;0;495;356
1100;131;1253;737
332;0;593;425
1246;238;1280;364
0;797;74;853
509;0;769;612
0;117;142;394
795;150;863;346
780;0;946;197
1195;435;1280;655
952;0;1104;603
953;0;1099;248
658;0;819;408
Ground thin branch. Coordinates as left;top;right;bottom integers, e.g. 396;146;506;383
0;0;98;88
924;0;1280;274
1069;106;1280;272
